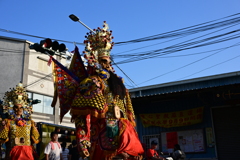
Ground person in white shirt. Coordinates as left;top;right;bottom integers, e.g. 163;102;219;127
172;144;186;160
44;132;63;160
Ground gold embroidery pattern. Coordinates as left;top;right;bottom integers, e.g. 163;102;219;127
72;93;106;110
0;127;8;140
10;120;31;146
114;96;126;119
31;120;40;143
125;92;135;119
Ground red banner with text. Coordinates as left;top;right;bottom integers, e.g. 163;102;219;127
139;107;203;128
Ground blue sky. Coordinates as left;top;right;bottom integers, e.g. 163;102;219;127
0;0;239;88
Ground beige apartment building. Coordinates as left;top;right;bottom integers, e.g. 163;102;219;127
0;35;74;127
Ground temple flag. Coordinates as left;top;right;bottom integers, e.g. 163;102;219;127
139;107;204;128
51;57;79;122
69;46;88;82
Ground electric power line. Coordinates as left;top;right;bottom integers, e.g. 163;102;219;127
156;43;240;58
0;28;84;46
111;58;138;87
137;42;240;86
24;73;52;88
114;29;240;64
177;53;240;80
115;13;240;45
1;13;240;88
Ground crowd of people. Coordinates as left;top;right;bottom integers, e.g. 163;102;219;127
43;135;186;160
146;140;186;160
44;132;85;160
42;134;186;160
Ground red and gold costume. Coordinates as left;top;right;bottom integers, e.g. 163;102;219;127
51;22;144;160
0;83;40;160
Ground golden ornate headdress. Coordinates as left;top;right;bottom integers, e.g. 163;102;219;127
2;83;33;119
83;21;114;66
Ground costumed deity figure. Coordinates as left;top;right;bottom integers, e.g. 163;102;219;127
52;21;144;160
0;83;40;160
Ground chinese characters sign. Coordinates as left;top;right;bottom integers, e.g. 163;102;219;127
139;107;203;128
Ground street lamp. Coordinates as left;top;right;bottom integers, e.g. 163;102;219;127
69;14;96;34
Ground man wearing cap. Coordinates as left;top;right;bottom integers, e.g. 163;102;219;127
147;140;165;160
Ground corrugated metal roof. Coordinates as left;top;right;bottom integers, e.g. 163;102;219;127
129;71;240;98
